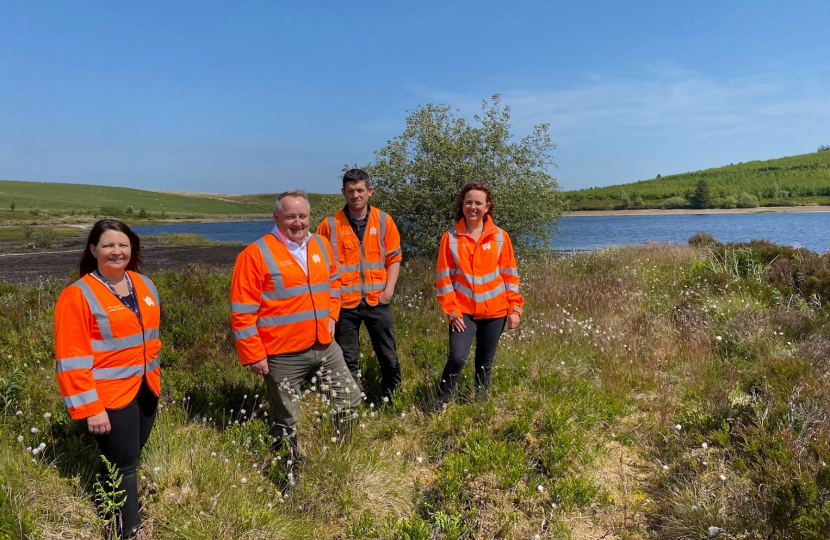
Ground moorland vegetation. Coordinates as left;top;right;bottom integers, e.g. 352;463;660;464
2;239;830;538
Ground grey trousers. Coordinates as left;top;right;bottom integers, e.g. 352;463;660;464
264;341;361;438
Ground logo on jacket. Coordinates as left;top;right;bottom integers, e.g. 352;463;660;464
143;296;155;307
482;242;492;251
369;227;377;236
312;253;321;264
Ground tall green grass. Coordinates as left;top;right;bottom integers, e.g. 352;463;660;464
2;241;830;538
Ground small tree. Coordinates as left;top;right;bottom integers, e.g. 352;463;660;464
138;208;148;219
365;95;561;256
817;145;829;152
691;178;713;209
664;196;688;209
619;191;631;209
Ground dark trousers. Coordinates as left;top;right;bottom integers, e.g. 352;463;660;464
93;379;158;539
335;300;401;396
439;314;507;400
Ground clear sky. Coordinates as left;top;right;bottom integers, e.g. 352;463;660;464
1;1;828;194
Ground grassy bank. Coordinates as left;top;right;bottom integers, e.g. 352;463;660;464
2;240;830;539
565;150;830;211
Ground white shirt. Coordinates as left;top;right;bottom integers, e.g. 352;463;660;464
271;225;310;275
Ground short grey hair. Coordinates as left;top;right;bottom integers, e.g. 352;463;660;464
274;190;310;212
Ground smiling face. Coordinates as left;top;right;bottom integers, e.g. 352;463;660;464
462;189;491;224
274;196;311;243
90;230;131;275
342;180;373;215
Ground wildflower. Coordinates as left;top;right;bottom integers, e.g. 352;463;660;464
416;457;423;463
662;465;669;470
715;336;722;342
383;396;389;403
43;412;52;420
708;526;721;538
240;409;246;415
675;424;682;430
154;467;161;472
32;448;40;456
241;478;247;484
537;484;544;492
401;412;406;418
38;442;45;450
331;437;338;443
15;411;22;416
211;452;217;457
702;442;708;449
395;451;401;456
691;504;699;512
30;428;38;434
17;435;23;443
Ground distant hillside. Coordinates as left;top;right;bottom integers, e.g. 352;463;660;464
565;150;830;210
0;179;337;221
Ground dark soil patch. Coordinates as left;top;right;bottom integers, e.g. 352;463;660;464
0;236;243;286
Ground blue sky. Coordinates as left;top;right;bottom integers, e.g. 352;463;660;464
1;1;828;194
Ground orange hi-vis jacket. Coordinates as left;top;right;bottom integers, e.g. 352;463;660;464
316;206;402;309
435;217;524;320
230;232;341;365
54;271;162;420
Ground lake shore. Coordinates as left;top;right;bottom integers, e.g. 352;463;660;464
566;205;830;216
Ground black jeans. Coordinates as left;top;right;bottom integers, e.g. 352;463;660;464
439;314;507;400
93;379;158;539
335;300;401;396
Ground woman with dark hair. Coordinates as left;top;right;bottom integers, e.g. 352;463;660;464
54;219;160;539
434;183;523;405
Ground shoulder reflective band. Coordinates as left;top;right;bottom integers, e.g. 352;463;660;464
328;216;338;261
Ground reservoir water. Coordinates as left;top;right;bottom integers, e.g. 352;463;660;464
132;212;830;254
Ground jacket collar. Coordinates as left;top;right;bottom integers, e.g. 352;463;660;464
453;215;497;237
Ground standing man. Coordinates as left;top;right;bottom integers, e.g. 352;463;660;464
230;190;360;487
316;169;403;398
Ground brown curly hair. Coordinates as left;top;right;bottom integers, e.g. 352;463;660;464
454;182;494;223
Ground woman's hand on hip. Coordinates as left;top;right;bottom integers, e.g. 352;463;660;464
450;316;466;333
87;411;111;435
507;313;521;330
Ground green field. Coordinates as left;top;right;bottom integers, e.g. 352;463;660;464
565;150;830;210
0;179;338;221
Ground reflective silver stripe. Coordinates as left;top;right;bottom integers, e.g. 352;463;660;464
385;247;401;258
472;269;500;286
231;302;260;314
495;228;504;259
331;272;341;282
257;308;328;327
56;356;94;373
436;285;454;295
342;284;363;294
146;356;161;372
378;211;387;260
500;267;519;276
262;282;328;300
340;264;360;273
64;389;99;409
505;283;521;293
364;261;385;270
453;282;474;300
449;311;458;318
365;281;386;292
448;231;460;271
328;216;338;262
92;332;145;352
74;280;115;343
330;288;341;298
134;274;160;305
234;325;259;340
451;282;506;303
309;234;331;276
93;365;144;380
144;328;159;341
477;283;506;301
436;269;452;280
513;306;523;313
254;237;284;291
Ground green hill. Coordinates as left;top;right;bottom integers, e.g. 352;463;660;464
0;179;337;221
565;150;830;210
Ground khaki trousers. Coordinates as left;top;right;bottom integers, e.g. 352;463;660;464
264;341;361;438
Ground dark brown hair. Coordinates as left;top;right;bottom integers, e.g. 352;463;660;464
79;219;142;277
454;182;494;223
